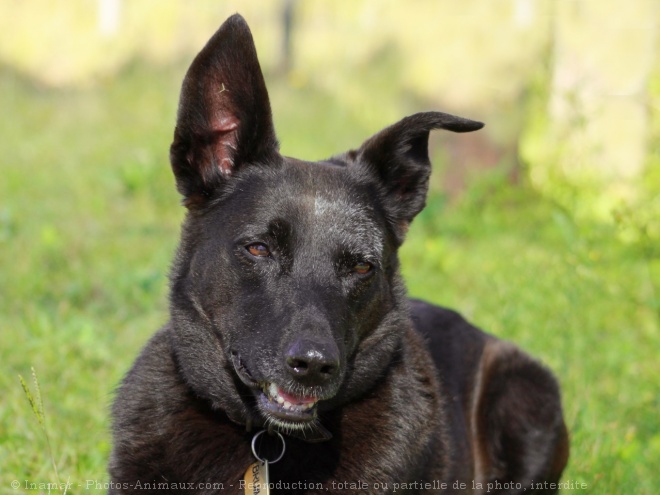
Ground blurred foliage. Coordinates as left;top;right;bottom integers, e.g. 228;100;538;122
2;0;658;220
0;0;278;87
1;1;659;494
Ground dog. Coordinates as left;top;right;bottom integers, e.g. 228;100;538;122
109;14;568;494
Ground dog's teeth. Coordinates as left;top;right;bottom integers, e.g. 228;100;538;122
263;382;319;412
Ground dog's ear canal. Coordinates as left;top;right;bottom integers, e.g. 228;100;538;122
355;112;483;234
170;14;279;207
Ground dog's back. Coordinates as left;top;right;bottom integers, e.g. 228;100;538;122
411;301;569;493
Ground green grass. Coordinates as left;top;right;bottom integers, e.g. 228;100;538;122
1;60;658;494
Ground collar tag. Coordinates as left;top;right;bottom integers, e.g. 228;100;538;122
243;460;269;495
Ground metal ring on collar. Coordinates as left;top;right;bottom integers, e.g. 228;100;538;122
251;430;286;464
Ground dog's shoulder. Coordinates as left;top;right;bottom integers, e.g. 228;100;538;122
109;325;255;487
110;325;187;444
109;325;183;484
113;325;179;402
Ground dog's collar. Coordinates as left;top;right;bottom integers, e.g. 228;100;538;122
246;419;333;443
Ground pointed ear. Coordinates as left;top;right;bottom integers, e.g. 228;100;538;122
170;14;279;208
355;111;483;234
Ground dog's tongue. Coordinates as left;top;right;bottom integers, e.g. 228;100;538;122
276;385;317;405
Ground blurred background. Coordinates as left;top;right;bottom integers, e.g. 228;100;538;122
1;0;658;493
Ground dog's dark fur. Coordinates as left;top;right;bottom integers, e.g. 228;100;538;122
109;15;568;494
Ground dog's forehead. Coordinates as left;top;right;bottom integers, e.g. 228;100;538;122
289;160;379;221
313;192;367;218
245;159;371;214
291;163;385;255
227;159;385;252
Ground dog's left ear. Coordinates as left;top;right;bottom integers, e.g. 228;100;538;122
170;14;279;208
355;111;483;235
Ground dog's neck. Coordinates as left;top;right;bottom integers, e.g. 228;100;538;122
246;418;333;443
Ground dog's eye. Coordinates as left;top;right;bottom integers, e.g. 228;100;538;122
246;242;270;257
352;261;373;275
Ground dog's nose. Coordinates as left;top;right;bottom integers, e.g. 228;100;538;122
285;338;340;384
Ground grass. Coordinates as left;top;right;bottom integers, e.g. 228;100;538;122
1;58;658;494
18;369;61;489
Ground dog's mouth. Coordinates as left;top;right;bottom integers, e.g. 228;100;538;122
258;382;319;423
231;352;321;427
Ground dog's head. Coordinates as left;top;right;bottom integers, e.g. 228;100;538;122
167;15;482;434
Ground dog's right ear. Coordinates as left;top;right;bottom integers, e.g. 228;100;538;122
170;14;279;208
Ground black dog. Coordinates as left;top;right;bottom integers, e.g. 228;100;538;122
109;14;568;494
